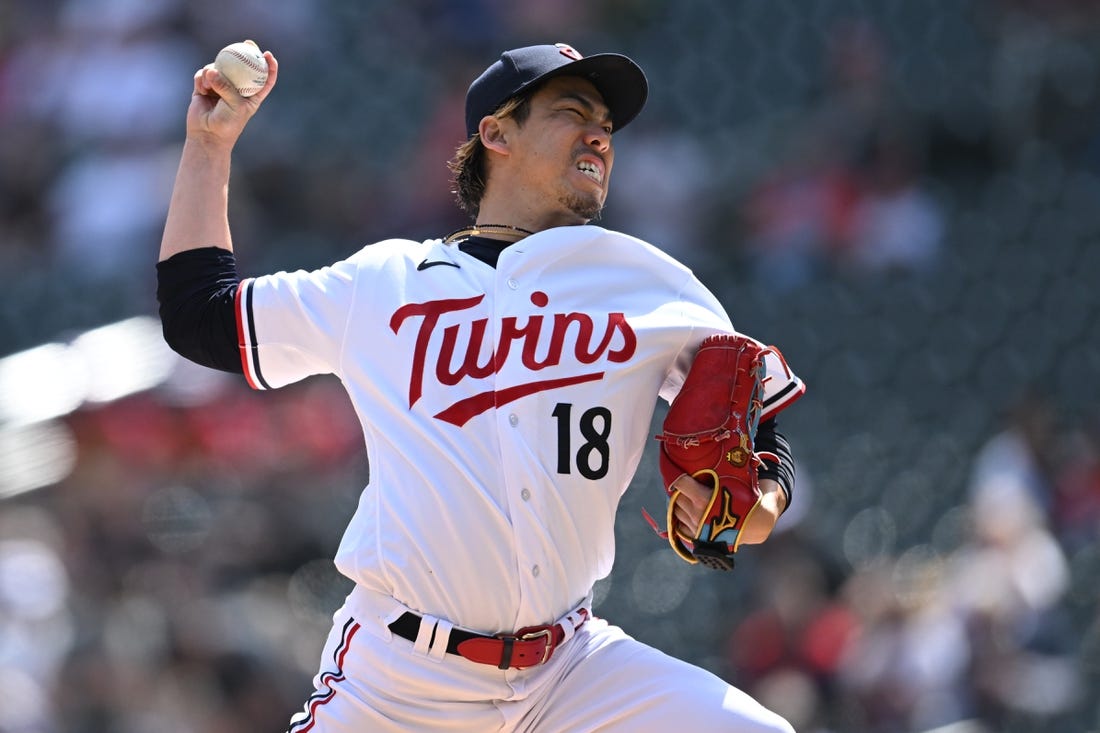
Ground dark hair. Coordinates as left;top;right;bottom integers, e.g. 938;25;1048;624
448;93;534;218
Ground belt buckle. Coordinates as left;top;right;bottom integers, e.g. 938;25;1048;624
519;627;554;665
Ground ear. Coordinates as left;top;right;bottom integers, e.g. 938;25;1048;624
479;116;511;156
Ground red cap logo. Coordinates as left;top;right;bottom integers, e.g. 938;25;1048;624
556;43;583;60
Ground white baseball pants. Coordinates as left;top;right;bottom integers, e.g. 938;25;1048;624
287;585;794;733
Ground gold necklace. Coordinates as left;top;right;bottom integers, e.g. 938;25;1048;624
443;224;535;244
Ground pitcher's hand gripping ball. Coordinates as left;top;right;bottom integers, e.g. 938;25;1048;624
214;40;268;97
644;334;790;571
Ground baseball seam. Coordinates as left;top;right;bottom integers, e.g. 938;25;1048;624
226;48;266;75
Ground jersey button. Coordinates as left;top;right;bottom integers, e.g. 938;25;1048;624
507;278;519;289
521;488;531;501
509;414;519;426
532;565;540;577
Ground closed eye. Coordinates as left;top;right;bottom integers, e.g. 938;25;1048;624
556;92;613;132
562;108;613;134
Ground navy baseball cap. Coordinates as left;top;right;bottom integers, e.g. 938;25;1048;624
465;43;648;137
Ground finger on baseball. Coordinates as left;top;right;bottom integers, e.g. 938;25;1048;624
195;64;234;99
194;66;212;96
250;51;279;103
212;67;246;102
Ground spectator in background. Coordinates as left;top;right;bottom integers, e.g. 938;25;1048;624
1053;413;1100;551
26;381;365;731
968;392;1058;519
726;539;861;732
949;471;1076;725
20;1;197;280
0;508;72;733
737;18;944;285
951;392;1077;725
986;0;1100;167
837;557;972;733
738;131;860;290
605;119;716;269
839;126;945;275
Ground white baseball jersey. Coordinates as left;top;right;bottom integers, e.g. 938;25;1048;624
234;225;803;634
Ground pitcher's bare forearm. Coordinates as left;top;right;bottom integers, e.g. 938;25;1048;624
159;139;235;261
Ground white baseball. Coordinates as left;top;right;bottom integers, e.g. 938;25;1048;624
214;40;268;97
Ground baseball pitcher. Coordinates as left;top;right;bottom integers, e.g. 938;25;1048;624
157;41;805;732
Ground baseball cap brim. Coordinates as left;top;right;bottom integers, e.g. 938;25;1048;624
465;46;649;137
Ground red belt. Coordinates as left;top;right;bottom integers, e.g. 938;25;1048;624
387;609;589;669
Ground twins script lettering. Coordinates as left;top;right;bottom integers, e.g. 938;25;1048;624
390;291;636;426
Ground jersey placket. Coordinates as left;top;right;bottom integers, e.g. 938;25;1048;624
491;247;552;627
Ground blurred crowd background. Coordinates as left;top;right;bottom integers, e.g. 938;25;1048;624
2;0;1100;731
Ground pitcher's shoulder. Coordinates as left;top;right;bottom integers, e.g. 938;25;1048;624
344;237;440;267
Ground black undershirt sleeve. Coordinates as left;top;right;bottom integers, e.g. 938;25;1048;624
156;247;244;373
755;417;795;510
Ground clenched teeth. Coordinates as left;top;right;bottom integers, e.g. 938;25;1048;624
578;161;603;183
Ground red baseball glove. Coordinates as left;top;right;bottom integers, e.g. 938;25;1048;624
644;333;793;570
